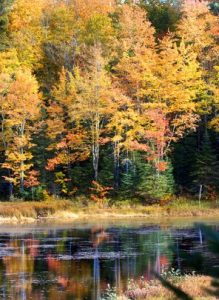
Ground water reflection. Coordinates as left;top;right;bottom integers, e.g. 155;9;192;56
0;223;217;299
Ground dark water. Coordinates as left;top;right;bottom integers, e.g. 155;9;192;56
0;220;218;300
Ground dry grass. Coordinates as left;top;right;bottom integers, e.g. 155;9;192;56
125;275;216;300
0;200;74;220
78;199;219;219
0;197;219;224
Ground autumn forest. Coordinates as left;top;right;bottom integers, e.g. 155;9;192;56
0;0;218;203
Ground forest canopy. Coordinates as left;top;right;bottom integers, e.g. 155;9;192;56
0;0;218;202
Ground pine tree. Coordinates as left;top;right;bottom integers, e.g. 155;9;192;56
209;1;219;15
136;157;175;201
140;0;182;36
0;0;13;50
192;130;219;199
120;157;136;196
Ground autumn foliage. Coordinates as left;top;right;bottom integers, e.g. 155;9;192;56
0;0;218;201
89;181;112;206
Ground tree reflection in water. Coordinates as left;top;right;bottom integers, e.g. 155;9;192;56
0;223;217;299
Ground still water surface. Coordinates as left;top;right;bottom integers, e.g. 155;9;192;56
0;219;218;300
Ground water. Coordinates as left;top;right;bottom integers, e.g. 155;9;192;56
0;219;218;300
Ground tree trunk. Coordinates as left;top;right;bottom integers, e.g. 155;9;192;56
9;182;14;201
20;121;26;195
113;141;120;189
92;115;100;181
198;184;203;206
20;147;24;195
31;187;34;200
8;170;14;201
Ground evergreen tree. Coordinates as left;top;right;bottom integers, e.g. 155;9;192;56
0;0;13;50
136;159;175;201
120;157;137;196
209;1;219;15
172;133;197;192
140;0;182;36
192;131;219;198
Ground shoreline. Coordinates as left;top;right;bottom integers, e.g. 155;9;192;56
0;199;219;225
121;275;214;300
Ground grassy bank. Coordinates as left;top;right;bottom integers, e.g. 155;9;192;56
0;200;75;223
116;275;215;300
0;198;219;224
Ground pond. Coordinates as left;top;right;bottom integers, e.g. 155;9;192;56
0;219;218;300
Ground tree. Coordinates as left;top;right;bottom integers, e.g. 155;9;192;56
110;3;158;189
0;68;41;197
114;25;201;194
0;0;13;50
177;0;218;118
140;0;182;36
71;45;114;181
24;169;40;200
148;35;202;151
115;3;156;106
8;0;46;69
209;1;219;15
40;0;77;87
39;0;116;88
45;68;89;196
136;157;175;201
177;0;219;182
178;0;217;56
107;92;135;189
192;131;219;200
